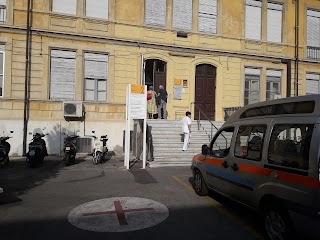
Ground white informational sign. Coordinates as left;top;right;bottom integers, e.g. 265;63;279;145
173;85;182;100
125;84;147;170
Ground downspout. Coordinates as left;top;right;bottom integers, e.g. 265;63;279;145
294;0;299;96
281;59;291;97
23;0;32;156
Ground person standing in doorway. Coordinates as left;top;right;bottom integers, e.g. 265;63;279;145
181;111;192;151
147;86;158;119
157;85;168;119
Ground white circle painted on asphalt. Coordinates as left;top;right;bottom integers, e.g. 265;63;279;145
68;197;169;232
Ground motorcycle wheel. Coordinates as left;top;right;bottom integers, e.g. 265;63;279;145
65;153;70;166
92;152;101;165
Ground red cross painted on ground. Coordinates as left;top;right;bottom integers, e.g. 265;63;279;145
82;200;155;225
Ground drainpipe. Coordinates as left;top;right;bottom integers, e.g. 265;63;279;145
23;0;32;156
281;59;292;97
294;0;299;96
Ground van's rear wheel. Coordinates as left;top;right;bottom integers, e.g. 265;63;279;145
193;170;208;196
264;204;294;240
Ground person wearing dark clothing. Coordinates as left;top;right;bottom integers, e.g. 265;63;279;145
157;85;168;119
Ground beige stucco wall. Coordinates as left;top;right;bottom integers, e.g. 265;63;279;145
0;0;320;155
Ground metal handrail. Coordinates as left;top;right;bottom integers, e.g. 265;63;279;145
190;102;224;142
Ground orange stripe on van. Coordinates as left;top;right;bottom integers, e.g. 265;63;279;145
238;164;273;176
204;158;223;166
276;171;320;189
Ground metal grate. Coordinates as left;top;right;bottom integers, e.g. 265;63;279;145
0;5;6;24
307;46;320;61
76;137;92;153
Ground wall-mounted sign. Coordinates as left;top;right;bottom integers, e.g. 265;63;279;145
183;79;188;88
174;79;182;85
173;85;182;100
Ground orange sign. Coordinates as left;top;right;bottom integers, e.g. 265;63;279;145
131;85;144;94
174;79;181;85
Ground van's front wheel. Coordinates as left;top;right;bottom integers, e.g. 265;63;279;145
193;170;208;196
264;205;294;240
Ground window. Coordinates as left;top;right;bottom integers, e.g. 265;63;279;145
241;101;315;118
267;2;283;43
244;68;260;105
172;0;192;31
198;0;217;34
84;53;108;101
235;125;266;161
266;70;281;100
307;9;320;60
245;0;262;40
268;124;314;171
210;127;234;158
50;50;76;100
145;0;166;27
0;45;4;97
85;0;108;19
0;0;6;24
306;73;320;94
52;0;77;15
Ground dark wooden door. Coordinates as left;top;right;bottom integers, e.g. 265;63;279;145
195;64;216;120
153;60;166;93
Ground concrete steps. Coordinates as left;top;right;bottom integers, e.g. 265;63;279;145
147;119;224;167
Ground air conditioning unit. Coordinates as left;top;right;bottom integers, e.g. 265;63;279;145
274;95;282;99
63;101;83;118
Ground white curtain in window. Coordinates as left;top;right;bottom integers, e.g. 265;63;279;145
198;0;217;33
306;73;320;94
145;0;166;27
267;2;283;43
52;0;77;15
84;53;108;101
172;0;192;31
245;67;260;105
50;50;76;100
86;0;108;19
307;10;320;47
266;70;281;100
245;0;262;40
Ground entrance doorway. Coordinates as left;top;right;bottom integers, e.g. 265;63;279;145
194;64;216;120
145;59;167;92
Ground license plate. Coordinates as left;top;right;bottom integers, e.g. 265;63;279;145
66;147;71;150
29;150;35;156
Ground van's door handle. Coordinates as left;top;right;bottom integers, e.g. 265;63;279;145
222;161;229;168
231;163;239;171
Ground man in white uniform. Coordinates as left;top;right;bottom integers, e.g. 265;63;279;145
181;111;192;151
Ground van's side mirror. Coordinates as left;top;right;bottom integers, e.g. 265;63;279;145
202;144;209;155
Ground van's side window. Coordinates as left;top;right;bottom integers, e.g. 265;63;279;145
234;125;266;161
210;127;234;158
268;124;314;170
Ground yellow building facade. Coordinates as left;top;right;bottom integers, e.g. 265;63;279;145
0;0;319;156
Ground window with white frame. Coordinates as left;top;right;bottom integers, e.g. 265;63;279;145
266;70;282;100
0;45;4;97
244;68;261;105
267;2;283;43
306;73;320;95
84;53;108;101
50;50;76;100
0;0;7;24
145;0;166;27
245;0;262;40
172;0;192;31
198;0;217;34
52;0;77;15
307;9;320;60
85;0;108;19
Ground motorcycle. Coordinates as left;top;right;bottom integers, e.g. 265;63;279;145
92;131;108;165
0;131;13;167
26;133;48;168
63;134;79;166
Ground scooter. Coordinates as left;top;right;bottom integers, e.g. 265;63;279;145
26;133;48;168
0;131;13;167
92;131;108;165
63;134;79;166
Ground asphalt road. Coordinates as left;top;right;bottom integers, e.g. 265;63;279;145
0;155;267;240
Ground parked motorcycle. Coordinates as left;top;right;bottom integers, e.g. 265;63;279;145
92;131;108;165
0;131;13;167
63;134;79;166
26;133;48;168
